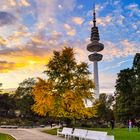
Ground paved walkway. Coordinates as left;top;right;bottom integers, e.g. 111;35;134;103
0;128;64;140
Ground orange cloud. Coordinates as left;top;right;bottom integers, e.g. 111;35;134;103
72;17;84;25
0;60;26;73
0;36;7;46
9;0;17;7
121;39;138;56
102;41;122;60
31;36;47;46
102;40;140;60
67;29;76;36
64;24;76;36
64;24;72;30
0;46;53;73
89;15;112;27
19;0;30;7
51;31;62;40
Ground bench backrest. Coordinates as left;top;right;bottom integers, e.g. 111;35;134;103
87;130;107;137
72;128;87;137
105;135;114;140
100;135;114;140
78;129;88;137
62;127;73;134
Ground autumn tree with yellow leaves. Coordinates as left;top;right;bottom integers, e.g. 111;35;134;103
32;47;97;121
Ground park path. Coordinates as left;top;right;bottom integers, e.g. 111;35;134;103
0;128;64;140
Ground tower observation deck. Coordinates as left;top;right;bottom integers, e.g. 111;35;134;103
87;6;104;98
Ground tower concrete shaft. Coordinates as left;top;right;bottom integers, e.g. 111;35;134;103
94;61;99;98
87;6;104;98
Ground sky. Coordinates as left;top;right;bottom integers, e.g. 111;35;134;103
0;0;139;94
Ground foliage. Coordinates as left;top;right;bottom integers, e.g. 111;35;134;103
32;47;96;120
114;68;134;122
114;53;140;122
132;53;140;119
0;93;16;118
15;78;36;98
14;78;36;118
32;78;54;116
93;93;114;123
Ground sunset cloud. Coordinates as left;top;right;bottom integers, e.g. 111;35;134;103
64;24;72;30
66;29;76;36
102;41;122;60
0;0;139;94
0;46;52;73
64;24;76;36
9;0;17;7
19;0;30;7
121;39;139;56
102;40;140;61
0;36;7;46
0;60;25;73
97;16;112;26
72;17;84;25
89;15;112;27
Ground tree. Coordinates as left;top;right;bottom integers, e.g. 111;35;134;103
114;68;134;122
32;47;96;121
114;53;140;122
14;78;36;118
31;78;54;116
132;53;140;119
0;93;16;118
93;93;114;124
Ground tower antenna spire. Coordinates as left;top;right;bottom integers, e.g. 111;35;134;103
93;4;96;27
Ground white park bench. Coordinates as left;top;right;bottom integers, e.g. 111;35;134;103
57;128;114;140
69;128;88;140
0;125;18;129
57;127;73;139
100;135;114;140
85;130;107;140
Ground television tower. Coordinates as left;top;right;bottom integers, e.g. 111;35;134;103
87;6;104;98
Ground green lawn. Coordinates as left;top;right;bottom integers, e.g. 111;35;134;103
0;133;16;140
44;127;140;140
92;128;140;140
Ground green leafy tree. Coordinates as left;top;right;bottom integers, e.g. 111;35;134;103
132;53;140;119
94;93;114;124
14;78;36;118
0;93;16;118
114;53;140;122
114;68;134;122
32;47;96;121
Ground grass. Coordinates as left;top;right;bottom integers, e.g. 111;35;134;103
92;127;140;140
43;128;57;135
43;127;140;140
0;133;16;140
